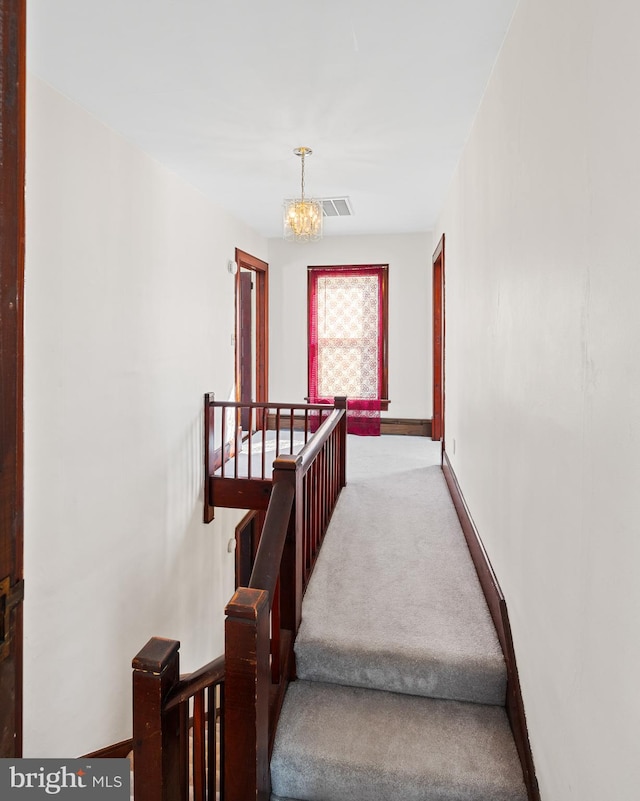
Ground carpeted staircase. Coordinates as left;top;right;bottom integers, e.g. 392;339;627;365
270;436;527;801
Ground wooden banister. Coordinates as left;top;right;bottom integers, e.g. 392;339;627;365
135;396;348;800
249;475;296;597
164;653;225;712
133;638;225;801
204;395;347;520
223;397;348;801
297;409;343;472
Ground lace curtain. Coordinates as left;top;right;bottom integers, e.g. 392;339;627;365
308;266;385;436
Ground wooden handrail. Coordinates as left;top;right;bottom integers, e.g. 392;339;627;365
206;398;335;412
249;478;295;599
164;653;226;712
297;408;344;473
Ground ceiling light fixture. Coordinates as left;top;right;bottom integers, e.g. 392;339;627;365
283;147;323;243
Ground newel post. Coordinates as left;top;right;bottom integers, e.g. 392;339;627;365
132;637;182;801
334;396;348;489
224;587;271;801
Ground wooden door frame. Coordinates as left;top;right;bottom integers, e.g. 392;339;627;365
238;271;253;431
0;0;26;758
234;249;268;408
432;235;445;443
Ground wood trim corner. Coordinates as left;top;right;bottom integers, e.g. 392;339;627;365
442;452;540;801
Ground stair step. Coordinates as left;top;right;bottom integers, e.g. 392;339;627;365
295;629;507;707
270;680;527;801
294;466;507;706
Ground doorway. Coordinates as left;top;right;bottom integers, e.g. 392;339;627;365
432;235;445;442
235;249;268;429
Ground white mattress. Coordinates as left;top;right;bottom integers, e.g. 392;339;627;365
214;429;307;479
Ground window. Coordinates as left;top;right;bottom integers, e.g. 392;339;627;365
308;265;388;409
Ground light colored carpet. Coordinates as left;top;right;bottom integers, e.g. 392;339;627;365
294;435;506;706
270;680;527;801
271;436;526;801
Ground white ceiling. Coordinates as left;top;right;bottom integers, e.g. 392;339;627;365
26;0;519;238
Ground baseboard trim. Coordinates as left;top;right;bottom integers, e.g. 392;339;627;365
380;417;432;437
442;452;540;801
81;738;133;759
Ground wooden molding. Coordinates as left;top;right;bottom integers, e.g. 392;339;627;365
235;249;268;408
442;454;504;644
0;0;26;758
442;452;540;801
210;476;272;511
432;234;445;441
81;738;133;759
380;418;431;437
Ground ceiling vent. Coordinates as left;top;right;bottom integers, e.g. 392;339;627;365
321;197;354;218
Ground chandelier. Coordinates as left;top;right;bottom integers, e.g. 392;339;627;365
283;147;323;242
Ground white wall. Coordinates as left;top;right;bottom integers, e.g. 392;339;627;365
435;1;640;798
268;233;433;419
24;75;267;757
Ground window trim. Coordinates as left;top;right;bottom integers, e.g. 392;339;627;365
307;264;389;410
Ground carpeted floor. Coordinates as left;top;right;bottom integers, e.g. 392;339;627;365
271;435;527;801
295;435;506;706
